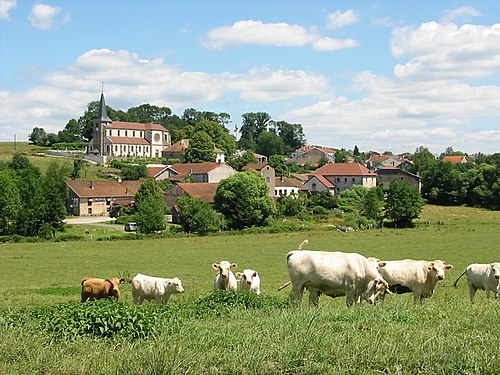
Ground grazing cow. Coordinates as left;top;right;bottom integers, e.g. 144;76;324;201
131;273;184;304
286;250;389;306
81;277;125;302
236;269;261;295
453;263;500;302
378;259;453;302
213;261;238;291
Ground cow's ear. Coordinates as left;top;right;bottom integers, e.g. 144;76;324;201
253;271;258;277
235;272;243;278
428;262;434;271
231;263;237;269
212;263;219;270
445;264;453;270
378;261;386;268
119;278;125;284
490;263;496;269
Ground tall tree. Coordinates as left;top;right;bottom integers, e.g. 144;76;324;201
58;119;83;143
410;146;436;175
29;127;48;146
214;171;275;229
127;104;172;123
189;119;237;155
0;170;21;235
384;181;424;228
238;112;272;150
275;121;306;153
184;131;216;163
177;196;225;235
227;151;258;171
43;161;70;234
134;178;166;234
256;131;286;157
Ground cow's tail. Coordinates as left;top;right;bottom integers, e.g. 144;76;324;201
298;239;308;250
453;269;467;287
278;281;291;291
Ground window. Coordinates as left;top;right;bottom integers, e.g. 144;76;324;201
88;208;92;215
352;178;355;182
117;130;120;136
133;131;135;137
336;178;340;182
125;131;128;137
88;199;93;206
344;178;348;182
312;183;317;191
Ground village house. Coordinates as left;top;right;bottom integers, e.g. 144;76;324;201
66;179;142;216
375;167;422;192
162;139;226;163
274;176;306;198
442;155;469;164
233;150;268;164
242;163;276;196
164;182;219;223
305;162;377;195
289;145;336;167
163;162;236;183
86;93;171;164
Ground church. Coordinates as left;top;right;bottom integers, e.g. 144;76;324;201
86;92;171;163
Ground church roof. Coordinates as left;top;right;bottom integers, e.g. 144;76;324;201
96;92;112;123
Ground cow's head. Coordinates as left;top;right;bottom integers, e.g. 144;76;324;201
236;269;258;285
491;263;500;280
365;278;390;304
167;277;185;294
212;261;237;278
428;260;453;281
106;277;125;299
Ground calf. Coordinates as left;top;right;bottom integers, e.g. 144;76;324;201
131;273;184;304
453;263;500;302
213;261;238;291
378;259;453;302
81;277;125;302
286;250;389;306
236;269;261;295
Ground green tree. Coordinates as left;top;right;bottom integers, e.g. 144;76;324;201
58;119;83;143
127;103;172;123
29;127;48;146
238;112;272;150
184;131;216;163
410;146;436;175
227;151;258;171
269;155;289;177
134;178;166;234
42;161;70;235
384;181;424;228
277;194;303;217
188;119;237;156
306;191;336;210
177;196;225;235
214;171;275;229
275;121;306;154
361;187;384;225
256;131;286;157
0;170;21;235
120;164;148;180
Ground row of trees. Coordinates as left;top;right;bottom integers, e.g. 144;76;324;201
409;147;500;209
0;154;68;238
29;101;307;160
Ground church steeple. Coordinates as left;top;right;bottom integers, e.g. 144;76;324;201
97;91;112;123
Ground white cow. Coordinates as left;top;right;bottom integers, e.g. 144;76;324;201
286;250;389;306
212;261;238;291
453;263;500;302
131;273;185;305
236;269;261;295
378;259;453;302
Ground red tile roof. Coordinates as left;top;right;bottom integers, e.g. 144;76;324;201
66;180;143;198
275;176;303;188
442;155;467;163
295;145;336;154
308;174;335;188
169;162;221;175
242;163;268;171
312;163;375;176
163;139;189;152
107;122;167;131
147;167;167;178
177;182;218;203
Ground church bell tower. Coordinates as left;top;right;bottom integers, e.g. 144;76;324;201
92;92;112;155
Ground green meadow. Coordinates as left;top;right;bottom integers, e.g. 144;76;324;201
1;205;499;374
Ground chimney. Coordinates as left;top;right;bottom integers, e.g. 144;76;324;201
89;180;94;189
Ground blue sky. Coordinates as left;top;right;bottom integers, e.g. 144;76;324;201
1;0;499;154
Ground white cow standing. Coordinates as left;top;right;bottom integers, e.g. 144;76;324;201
286;250;389;306
453;263;500;302
131;273;185;304
236;269;261;295
212;261;238;291
378;259;453;302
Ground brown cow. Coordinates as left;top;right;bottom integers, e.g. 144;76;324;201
81;277;125;302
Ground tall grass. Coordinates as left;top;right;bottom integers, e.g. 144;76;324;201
0;205;499;374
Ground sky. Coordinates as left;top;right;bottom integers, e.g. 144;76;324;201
1;0;500;155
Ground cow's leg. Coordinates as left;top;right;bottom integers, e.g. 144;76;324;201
291;283;304;305
345;285;356;307
308;288;320;307
468;283;477;303
485;288;490;299
155;295;163;304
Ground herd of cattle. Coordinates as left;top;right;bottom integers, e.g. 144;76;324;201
80;240;500;306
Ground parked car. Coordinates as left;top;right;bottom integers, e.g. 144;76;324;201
124;222;137;232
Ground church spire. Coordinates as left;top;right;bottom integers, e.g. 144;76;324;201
97;91;111;123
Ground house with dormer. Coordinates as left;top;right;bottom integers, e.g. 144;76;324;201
305;163;377;195
290;145;336;167
86;93;171;164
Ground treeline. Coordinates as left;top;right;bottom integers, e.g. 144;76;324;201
0;154;68;238
409;147;500;210
29;102;306;158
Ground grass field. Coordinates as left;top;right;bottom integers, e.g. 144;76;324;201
0;205;499;374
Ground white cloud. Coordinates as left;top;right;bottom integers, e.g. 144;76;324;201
28;3;69;30
392;22;500;80
202;19;358;52
0;0;16;20
442;6;481;24
327;10;358;29
0;49;329;141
